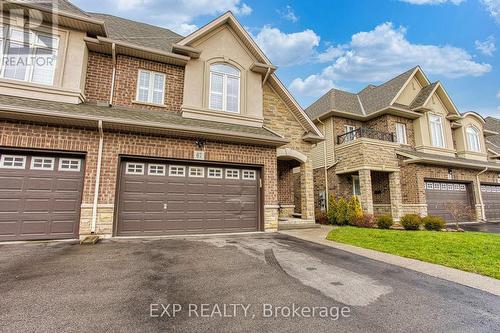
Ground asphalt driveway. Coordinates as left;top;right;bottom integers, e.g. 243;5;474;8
0;233;499;332
458;222;500;234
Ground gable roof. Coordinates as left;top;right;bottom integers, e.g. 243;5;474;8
175;11;322;137
89;13;183;53
39;0;90;17
358;66;418;115
410;82;438;109
305;66;465;121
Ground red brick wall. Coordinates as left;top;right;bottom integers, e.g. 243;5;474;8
85;52;185;114
277;160;299;205
0;122;278;207
0;121;100;204
372;171;390;204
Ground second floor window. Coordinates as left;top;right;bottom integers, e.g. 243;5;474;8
395;123;407;144
0;25;59;85
429;114;445;148
209;63;240;113
344;125;356;142
136;69;165;105
466;126;481;152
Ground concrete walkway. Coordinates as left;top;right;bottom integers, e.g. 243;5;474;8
280;226;500;297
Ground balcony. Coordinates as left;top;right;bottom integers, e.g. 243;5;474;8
337;127;395;145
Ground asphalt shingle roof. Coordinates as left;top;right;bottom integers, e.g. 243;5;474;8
89;13;183;52
410;82;438;109
397;148;500;170
0;95;282;140
305;67;417;120
37;0;90;17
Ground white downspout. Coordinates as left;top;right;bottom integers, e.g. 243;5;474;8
91;120;104;234
476;167;488;221
109;43;116;106
317;119;329;211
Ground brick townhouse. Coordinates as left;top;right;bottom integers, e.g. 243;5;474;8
0;0;324;241
307;66;500;222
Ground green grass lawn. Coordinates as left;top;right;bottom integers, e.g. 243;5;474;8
326;227;500;279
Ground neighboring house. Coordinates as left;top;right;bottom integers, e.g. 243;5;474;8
485;116;500;163
307;66;500;222
0;1;323;241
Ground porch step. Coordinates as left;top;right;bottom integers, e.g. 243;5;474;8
278;221;321;230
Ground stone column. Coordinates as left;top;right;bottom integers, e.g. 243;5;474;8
389;171;403;221
300;160;315;220
359;169;374;215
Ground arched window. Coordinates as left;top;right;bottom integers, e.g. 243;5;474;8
466;126;481;152
209;63;240;113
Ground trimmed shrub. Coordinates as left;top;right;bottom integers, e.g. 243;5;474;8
422;215;446;231
377;215;394;229
401;214;422;230
348;196;363;223
350;214;374;228
315;211;329;225
327;195;337;225
335;197;349;225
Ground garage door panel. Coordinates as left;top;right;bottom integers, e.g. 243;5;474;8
425;181;472;221
482;184;500;221
0;176;24;190
0;152;83;241
117;160;260;236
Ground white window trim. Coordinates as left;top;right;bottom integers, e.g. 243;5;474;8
0;25;59;86
466;126;481;152
169;165;186;177
59;158;81;172
30;157;55;170
395;123;407;144
242;169;256;180
352;175;361;196
0;154;26;169
125;162;145;175
429;114;445;148
135;69;166;105
208;64;241;114
225;168;240;179
148;164;166;176
207;167;223;179
189;166;205;178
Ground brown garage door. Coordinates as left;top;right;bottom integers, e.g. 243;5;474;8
425;181;473;221
0;152;84;241
117;159;260;236
481;184;500;221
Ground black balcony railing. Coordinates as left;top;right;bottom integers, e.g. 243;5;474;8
337;127;395;144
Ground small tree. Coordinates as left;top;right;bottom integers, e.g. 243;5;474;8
327;194;337;225
335;197;349;225
444;203;475;230
348;196;363;224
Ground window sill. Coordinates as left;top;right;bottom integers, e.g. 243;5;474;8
132;100;167;108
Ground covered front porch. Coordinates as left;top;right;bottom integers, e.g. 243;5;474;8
336;169;403;221
276;148;317;229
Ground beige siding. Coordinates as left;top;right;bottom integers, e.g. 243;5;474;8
395;77;422;106
311;117;335;169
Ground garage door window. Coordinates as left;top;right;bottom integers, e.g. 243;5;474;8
148;164;166;176
208;168;223;178
169;165;185;177
126;163;144;175
242;170;256;180
31;157;55;170
0;155;26;169
59;158;81;171
226;169;240;179
189;166;204;178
